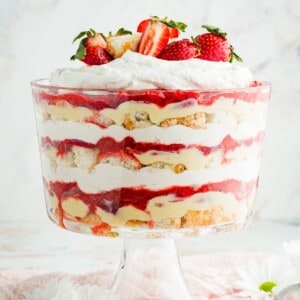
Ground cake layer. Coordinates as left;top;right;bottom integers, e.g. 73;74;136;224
37;97;268;126
100;98;267;126
47;190;249;228
96;191;249;227
41;156;260;193
45;179;257;227
39;121;266;146
41;133;263;172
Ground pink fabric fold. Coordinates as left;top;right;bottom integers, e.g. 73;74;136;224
0;253;262;300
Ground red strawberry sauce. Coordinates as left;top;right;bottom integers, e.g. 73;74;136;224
41;132;264;158
36;83;268;111
47;179;258;216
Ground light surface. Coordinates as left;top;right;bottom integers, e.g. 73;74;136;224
1;219;299;271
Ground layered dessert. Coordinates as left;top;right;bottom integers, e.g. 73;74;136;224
32;18;270;237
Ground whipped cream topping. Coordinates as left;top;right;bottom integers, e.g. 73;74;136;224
50;51;253;90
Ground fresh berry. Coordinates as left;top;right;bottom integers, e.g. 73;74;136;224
91;223;112;235
195;25;242;62
138;20;170;57
137;19;151;33
70;28;112;65
137;17;187;38
168;27;180;39
158;39;199;60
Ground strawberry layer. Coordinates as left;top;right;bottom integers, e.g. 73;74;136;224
46;179;258;216
36;83;268;111
41;132;264;158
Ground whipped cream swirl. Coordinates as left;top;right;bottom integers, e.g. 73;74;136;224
50;51;253;90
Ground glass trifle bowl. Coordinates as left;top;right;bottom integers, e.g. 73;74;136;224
31;79;270;299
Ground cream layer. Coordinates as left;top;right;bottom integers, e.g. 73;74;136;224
59;191;245;227
43;142;261;172
37;102;93;122
101;98;267;125
39;120;265;146
50;51;254;90
41;156;260;193
38;98;267;124
135;143;261;170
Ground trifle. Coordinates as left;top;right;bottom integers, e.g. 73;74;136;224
32;18;270;238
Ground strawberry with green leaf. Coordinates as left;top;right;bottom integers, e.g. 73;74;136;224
71;28;112;65
195;25;242;63
137;16;187;38
138;20;170;57
138;16;187;57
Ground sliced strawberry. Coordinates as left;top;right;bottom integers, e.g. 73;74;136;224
138;20;170;57
138;19;179;38
158;39;199;60
137;17;186;39
137;19;150;33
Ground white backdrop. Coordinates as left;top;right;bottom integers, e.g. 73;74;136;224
0;0;299;223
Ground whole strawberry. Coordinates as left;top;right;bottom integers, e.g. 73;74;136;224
71;28;112;65
195;25;242;63
158;40;199;60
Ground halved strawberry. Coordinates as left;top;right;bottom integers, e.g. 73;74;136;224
71;28;112;65
138;19;180;38
137;19;150;33
137;16;187;39
138;20;170;57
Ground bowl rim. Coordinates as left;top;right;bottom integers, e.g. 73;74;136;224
31;78;271;94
